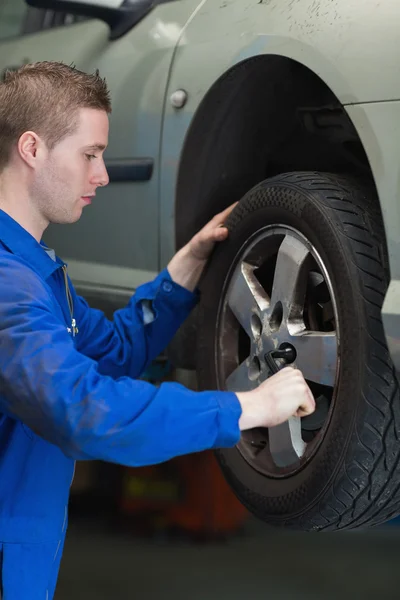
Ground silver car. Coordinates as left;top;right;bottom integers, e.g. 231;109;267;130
1;0;399;531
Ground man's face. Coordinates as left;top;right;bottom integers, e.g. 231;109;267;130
32;107;109;225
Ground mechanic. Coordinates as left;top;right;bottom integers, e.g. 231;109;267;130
0;62;315;599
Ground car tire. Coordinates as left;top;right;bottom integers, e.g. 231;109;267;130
196;171;400;531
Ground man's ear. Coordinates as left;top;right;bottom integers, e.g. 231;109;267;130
17;131;46;168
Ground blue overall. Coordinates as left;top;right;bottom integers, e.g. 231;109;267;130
0;210;241;598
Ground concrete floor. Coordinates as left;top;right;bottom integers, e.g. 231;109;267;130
55;516;400;600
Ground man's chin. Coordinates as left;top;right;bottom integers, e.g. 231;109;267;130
71;204;86;222
72;209;83;222
52;211;83;226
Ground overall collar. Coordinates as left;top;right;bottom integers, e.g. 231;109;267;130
0;209;63;279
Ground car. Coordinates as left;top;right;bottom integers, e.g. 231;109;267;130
1;0;400;532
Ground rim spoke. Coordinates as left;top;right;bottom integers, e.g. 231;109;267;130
220;227;340;475
292;331;337;387
268;417;306;467
270;235;310;320
226;359;257;392
322;300;335;324
228;262;269;338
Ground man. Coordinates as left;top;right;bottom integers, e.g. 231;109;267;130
0;62;314;599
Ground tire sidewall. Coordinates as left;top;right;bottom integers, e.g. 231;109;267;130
197;179;367;519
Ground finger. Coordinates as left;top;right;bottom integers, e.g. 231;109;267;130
277;366;296;375
214;226;229;239
220;201;238;218
271;365;296;380
199;221;230;242
296;405;314;417
210;202;239;228
302;379;315;407
218;202;239;224
296;393;316;417
295;405;311;418
295;408;311;417
307;387;315;407
195;226;227;247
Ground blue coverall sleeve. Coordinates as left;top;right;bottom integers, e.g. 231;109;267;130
72;269;196;379
0;259;241;466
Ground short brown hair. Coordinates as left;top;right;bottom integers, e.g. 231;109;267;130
0;61;111;172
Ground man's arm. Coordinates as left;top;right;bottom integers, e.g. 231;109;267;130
0;257;314;466
73;204;236;378
0;256;241;465
72;268;197;379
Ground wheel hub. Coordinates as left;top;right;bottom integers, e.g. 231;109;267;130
264;342;297;373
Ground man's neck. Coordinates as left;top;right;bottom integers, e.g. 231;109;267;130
0;174;46;242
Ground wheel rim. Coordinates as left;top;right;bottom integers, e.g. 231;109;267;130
216;225;340;477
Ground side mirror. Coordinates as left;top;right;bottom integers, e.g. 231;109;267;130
25;0;158;40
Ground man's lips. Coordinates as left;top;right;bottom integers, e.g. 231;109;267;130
81;195;94;204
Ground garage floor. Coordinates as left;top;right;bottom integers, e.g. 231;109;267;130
55;516;400;600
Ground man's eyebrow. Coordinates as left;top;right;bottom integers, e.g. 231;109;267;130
84;144;107;151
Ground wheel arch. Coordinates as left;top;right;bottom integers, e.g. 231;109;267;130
175;54;382;250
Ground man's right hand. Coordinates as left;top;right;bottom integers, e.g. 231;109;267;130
236;367;315;431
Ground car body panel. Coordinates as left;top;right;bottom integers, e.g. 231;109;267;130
182;0;400;106
160;0;400;263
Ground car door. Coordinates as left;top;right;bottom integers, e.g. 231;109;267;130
0;0;202;310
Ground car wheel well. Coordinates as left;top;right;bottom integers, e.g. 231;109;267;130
175;54;378;249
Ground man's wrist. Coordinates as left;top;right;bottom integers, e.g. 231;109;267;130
167;244;207;292
236;391;256;431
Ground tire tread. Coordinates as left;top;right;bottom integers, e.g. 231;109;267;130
201;171;400;531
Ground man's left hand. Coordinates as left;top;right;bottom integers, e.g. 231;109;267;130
187;202;238;261
167;202;238;292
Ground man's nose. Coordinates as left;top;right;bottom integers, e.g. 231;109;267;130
92;160;109;188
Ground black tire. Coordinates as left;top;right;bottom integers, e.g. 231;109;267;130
197;171;400;531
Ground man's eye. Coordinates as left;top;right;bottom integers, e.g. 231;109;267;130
85;154;97;161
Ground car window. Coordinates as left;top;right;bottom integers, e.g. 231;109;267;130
0;0;27;40
0;0;90;41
